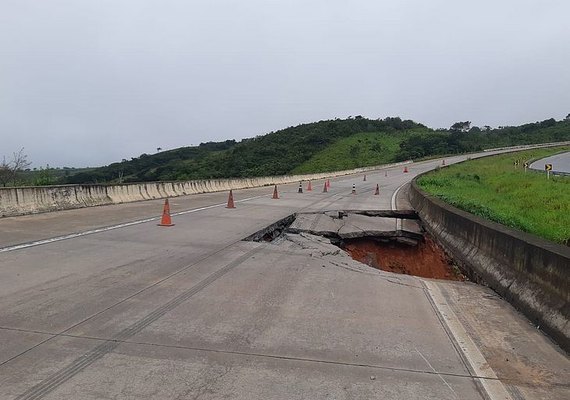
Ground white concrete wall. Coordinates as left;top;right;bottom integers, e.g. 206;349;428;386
0;161;411;217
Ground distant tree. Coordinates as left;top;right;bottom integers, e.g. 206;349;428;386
0;148;32;186
0;157;11;187
539;118;556;128
156;147;162;152
565;113;570;121
32;165;56;186
10;148;32;185
450;121;471;132
483;125;491;132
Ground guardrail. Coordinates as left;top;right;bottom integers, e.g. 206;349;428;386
482;141;570;152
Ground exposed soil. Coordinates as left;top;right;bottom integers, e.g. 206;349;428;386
343;235;465;281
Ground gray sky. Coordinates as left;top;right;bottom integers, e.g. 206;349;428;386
1;0;569;168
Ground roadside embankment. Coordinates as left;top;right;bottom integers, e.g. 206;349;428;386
0;161;410;217
409;178;570;352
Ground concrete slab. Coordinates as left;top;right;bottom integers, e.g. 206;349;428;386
401;218;423;235
0;335;486;400
64;236;470;376
337;213;398;238
289;211;422;241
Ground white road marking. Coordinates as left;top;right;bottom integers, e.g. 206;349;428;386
391;181;409;231
0;194;266;253
423;280;513;400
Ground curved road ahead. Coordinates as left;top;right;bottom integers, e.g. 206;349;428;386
0;149;568;400
530;151;570;173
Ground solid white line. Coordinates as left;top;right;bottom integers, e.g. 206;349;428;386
0;194;267;254
423;281;513;400
391;181;408;231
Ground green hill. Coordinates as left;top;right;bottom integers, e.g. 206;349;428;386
292;129;426;174
65;117;425;184
62;116;570;185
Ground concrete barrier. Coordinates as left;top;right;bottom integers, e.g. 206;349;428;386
0;160;412;217
408;179;570;352
482;141;570;152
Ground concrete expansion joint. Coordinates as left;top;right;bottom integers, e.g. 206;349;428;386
12;331;501;383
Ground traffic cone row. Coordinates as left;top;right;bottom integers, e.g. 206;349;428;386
159;175;392;226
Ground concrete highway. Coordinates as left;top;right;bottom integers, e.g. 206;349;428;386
0;153;568;399
530;151;570;174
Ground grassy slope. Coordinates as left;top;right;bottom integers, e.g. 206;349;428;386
417;147;570;244
292;129;424;174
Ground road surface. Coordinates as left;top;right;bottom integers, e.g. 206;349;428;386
530;151;570;174
0;153;568;400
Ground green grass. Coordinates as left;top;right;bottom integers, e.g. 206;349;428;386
417;147;570;245
292;130;424;174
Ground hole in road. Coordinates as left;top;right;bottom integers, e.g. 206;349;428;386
339;235;466;281
243;210;466;281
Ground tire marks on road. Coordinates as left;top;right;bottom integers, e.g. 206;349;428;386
15;246;262;400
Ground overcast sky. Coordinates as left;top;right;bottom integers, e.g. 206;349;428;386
1;1;569;168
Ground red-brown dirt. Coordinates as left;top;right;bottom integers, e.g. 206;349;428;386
343;235;465;281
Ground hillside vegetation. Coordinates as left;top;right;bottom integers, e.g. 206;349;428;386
58;116;570;185
291;129;423;174
418;147;570;245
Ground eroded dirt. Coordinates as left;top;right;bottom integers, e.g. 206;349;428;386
343;235;465;281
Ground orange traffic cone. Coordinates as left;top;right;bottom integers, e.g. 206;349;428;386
403;166;409;173
363;174;367;181
442;159;446;166
307;180;312;191
158;198;175;226
374;184;380;195
272;185;279;199
326;179;331;188
323;181;328;193
226;190;236;208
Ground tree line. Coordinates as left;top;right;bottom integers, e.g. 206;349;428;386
394;118;569;161
3;116;570;187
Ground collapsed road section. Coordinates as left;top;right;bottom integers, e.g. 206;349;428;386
244;210;464;281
